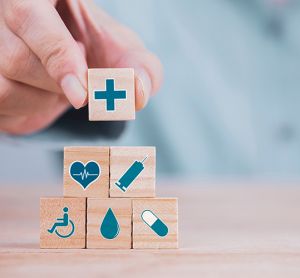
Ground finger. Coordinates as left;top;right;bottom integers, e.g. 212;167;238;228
0;115;27;134
115;51;163;111
77;1;163;110
4;0;88;108
134;68;152;111
77;41;86;58
0;22;61;94
0;23;87;94
0;97;69;135
0;75;68;116
16;98;69;135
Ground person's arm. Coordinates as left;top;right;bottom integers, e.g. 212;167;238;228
0;0;163;135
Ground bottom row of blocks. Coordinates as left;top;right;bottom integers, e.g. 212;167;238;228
40;197;178;249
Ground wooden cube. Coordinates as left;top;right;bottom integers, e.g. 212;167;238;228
133;198;178;249
88;68;135;121
40;197;86;249
64;146;109;198
87;198;132;249
110;146;156;198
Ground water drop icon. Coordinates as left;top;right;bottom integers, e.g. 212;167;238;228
100;208;120;239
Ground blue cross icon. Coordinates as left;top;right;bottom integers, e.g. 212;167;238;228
94;79;127;111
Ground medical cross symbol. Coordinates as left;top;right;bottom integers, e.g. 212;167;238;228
94;79;127;111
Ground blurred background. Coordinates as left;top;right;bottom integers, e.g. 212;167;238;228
1;0;300;184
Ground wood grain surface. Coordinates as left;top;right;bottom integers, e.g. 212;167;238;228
133;198;178;249
64;146;109;198
1;182;300;277
40;197;86;249
88;68;135;121
110;146;156;198
87;198;132;249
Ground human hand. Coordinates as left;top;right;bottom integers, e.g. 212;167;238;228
0;0;163;135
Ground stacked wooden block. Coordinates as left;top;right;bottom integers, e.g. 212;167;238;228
40;68;178;249
40;146;178;249
88;68;136;121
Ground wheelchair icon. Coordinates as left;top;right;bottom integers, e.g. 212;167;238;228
47;207;75;238
54;219;75;238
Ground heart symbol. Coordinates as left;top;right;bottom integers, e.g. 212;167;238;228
69;160;101;190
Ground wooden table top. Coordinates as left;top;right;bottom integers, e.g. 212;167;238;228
1;181;300;277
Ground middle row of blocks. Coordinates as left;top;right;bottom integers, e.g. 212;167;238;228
64;146;155;198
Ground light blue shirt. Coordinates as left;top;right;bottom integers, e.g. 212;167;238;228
95;0;300;178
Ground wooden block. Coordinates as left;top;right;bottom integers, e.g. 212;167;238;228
40;197;86;249
87;198;132;249
88;68;135;121
64;146;109;198
133;198;178;249
110;146;156;198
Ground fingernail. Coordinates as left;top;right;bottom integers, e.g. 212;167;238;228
135;68;152;110
61;74;87;109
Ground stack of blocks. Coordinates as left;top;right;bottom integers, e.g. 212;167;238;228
40;68;178;249
40;146;178;249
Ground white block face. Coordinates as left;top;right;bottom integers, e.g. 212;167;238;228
141;210;157;226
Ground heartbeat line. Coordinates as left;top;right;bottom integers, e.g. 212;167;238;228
73;169;99;180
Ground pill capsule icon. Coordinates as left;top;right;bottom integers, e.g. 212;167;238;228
141;210;168;237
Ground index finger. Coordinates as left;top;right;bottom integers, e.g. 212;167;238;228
3;0;87;108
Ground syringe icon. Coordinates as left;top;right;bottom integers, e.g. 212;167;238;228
115;156;148;192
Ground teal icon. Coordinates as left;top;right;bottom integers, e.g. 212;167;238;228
70;160;101;190
94;79;126;111
115;156;148;192
141;210;168;237
48;207;75;238
100;208;120;239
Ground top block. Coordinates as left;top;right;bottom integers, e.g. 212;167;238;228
88;68;135;121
